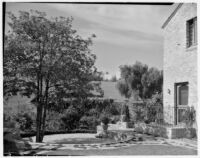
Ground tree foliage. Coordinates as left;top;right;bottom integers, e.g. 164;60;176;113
4;10;99;142
117;61;163;100
146;93;163;123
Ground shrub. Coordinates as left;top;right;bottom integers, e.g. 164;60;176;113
134;123;144;133
134;106;146;122
105;104;120;116
146;124;168;138
4;114;18;129
182;106;196;138
110;115;120;124
100;115;109;125
121;104;130;122
5;112;34;131
153;128;160;137
146;93;163;123
80;116;99;130
182;106;196;128
46;119;61;131
134;126;143;133
22;113;33;130
87;108;98;117
143;126;150;134
61;106;81;130
148;127;155;135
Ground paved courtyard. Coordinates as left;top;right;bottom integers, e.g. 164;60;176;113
17;133;197;156
38;145;197;156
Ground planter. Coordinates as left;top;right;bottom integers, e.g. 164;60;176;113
185;128;196;139
101;122;108;131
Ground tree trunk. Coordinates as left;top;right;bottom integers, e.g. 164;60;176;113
41;78;49;142
36;43;44;143
36;75;42;142
38;73;43;142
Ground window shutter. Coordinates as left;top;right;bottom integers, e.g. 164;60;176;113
194;17;197;44
186;21;189;47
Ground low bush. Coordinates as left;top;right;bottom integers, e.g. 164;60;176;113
134;126;143;133
146;93;163;123
4;112;34;132
110;115;120;124
100;115;110;125
61;106;81;130
79;116;99;130
134;122;168;138
143;126;150;134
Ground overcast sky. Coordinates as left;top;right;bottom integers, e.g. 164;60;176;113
5;3;176;79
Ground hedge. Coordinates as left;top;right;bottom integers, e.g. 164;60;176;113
20;129;96;138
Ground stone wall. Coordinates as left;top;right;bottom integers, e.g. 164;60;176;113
163;3;197;124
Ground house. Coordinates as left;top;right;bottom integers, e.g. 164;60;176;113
162;3;197;128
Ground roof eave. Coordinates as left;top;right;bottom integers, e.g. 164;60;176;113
161;3;183;29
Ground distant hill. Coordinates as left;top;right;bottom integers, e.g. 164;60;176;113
4;94;36;115
4;81;126;114
100;81;126;102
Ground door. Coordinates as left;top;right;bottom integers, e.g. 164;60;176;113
174;82;189;125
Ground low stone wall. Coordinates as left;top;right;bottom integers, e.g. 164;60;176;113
108;122;129;130
135;123;196;139
147;124;196;139
166;127;196;139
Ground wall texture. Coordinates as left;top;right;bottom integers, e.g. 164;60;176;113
163;3;197;124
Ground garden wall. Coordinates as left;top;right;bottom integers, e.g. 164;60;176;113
135;123;196;139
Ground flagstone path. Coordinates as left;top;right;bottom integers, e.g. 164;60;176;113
18;135;197;156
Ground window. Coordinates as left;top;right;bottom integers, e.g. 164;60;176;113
177;84;188;106
186;17;197;48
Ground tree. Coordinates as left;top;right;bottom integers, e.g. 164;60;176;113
141;68;163;98
117;61;162;100
4;10;99;142
111;75;117;82
116;79;131;98
92;70;104;81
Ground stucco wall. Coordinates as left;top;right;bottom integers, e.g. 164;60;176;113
163;3;197;124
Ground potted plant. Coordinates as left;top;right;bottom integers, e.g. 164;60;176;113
183;106;196;138
100;115;109;131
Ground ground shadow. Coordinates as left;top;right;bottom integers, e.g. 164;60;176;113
4;131;32;156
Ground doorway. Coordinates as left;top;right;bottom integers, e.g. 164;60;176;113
174;82;189;125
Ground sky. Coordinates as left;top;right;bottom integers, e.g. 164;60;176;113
5;2;176;79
